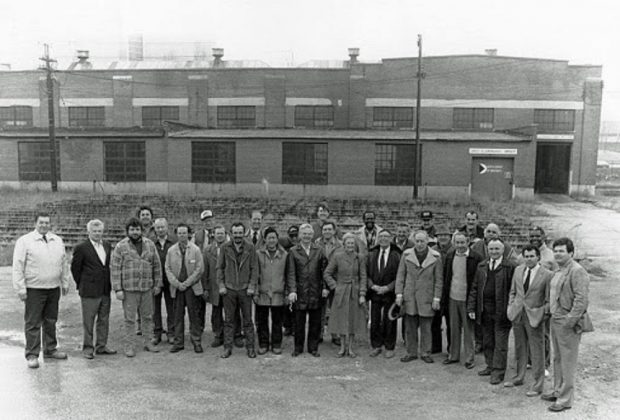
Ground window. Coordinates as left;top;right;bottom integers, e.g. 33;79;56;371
141;106;179;127
294;106;334;128
18;142;60;181
375;144;415;186
372;107;414;128
68;106;105;127
104;142;146;182
453;108;494;130
192;142;236;183
282;142;328;185
534;109;575;132
0;106;33;127
217;106;256;128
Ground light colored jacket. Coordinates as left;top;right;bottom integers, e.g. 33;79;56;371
256;246;294;306
507;264;554;328
550;259;589;328
165;242;204;298
353;224;383;255
395;247;443;317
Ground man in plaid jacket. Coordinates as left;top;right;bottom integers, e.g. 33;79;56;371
111;217;163;357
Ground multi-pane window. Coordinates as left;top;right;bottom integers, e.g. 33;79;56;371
217;106;256;128
141;106;179;127
0;106;33;127
68;106;105;127
192;142;236;183
294;106;334;128
372;107;414;128
103;142;146;182
375;144;415;186
453;108;494;130
282;142;328;185
534;109;575;132
18;142;60;181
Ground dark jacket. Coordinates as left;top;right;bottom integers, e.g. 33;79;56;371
458;224;485;243
392;238;414;252
442;249;483;309
216;241;259;292
366;245;401;301
287;243;327;310
202;242;224;305
71;239;112;298
154;237;174;287
467;258;516;324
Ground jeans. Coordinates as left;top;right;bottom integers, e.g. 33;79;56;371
256;305;284;349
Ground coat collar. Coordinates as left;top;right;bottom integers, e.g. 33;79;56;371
405;247;439;268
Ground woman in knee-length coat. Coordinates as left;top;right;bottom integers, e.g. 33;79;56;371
324;233;368;358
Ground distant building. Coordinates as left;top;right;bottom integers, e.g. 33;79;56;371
0;49;603;198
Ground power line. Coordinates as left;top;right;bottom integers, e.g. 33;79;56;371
39;44;58;192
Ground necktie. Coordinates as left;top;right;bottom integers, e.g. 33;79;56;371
253;231;258;245
491;260;496;271
42;234;47;243
379;250;386;273
523;268;531;293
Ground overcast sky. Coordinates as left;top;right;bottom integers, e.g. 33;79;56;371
2;0;618;119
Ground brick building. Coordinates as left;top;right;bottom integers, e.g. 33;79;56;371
0;50;603;199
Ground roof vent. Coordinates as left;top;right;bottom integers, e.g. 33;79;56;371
485;49;498;56
348;47;360;64
212;48;224;67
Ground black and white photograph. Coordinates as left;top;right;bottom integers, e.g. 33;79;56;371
0;0;618;418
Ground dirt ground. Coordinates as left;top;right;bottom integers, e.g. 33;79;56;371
1;196;619;419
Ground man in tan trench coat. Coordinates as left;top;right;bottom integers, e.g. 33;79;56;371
395;231;443;364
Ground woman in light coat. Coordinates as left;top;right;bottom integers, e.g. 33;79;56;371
324;233;367;357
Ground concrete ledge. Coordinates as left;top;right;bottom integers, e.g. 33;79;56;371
570;184;596;197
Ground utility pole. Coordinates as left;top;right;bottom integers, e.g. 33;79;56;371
413;34;424;199
40;44;58;192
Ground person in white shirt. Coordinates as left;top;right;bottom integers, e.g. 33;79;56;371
12;212;70;369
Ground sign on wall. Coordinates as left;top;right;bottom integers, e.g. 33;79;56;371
469;148;518;155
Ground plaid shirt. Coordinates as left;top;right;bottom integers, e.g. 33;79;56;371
110;237;163;292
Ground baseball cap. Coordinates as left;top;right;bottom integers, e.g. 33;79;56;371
287;225;299;236
200;210;213;220
420;210;433;220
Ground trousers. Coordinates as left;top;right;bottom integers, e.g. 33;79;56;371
80;295;111;353
24;287;60;359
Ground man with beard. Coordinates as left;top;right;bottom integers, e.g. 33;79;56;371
218;222;259;359
111;217;163;357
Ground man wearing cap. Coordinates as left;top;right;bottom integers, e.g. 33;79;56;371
393;222;414;252
430;224;454;354
412;211;437;246
279;225;300;251
194;210;215;251
367;229;401;358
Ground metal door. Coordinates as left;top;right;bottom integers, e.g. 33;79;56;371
471;157;514;200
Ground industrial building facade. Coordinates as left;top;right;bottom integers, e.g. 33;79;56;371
0;53;603;199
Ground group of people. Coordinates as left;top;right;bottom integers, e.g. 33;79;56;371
12;202;591;413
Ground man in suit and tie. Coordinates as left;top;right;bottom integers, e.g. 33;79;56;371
152;218;175;345
542;237;590;412
367;229;402;359
505;245;554;394
467;239;516;385
245;210;264;248
71;219;116;359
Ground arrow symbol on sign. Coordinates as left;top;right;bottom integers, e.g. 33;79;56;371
479;163;488;174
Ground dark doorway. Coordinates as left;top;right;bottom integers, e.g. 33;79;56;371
535;143;571;194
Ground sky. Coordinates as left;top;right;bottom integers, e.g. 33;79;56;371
1;0;619;120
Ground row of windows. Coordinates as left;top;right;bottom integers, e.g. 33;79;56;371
18;141;415;186
2;106;577;132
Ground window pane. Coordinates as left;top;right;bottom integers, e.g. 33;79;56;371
18;142;61;181
282;142;328;184
192;142;236;183
375;143;415;186
104;142;146;181
373;107;413;128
